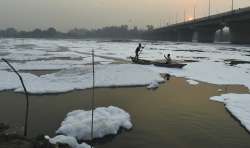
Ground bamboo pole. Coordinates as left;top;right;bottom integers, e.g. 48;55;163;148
90;50;95;148
2;58;30;137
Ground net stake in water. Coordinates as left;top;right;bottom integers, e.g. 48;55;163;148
1;58;30;137
91;49;95;148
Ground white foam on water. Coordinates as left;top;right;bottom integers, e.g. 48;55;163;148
56;106;132;140
186;79;199;85
45;135;91;148
0;64;164;94
210;93;250;132
147;81;160;89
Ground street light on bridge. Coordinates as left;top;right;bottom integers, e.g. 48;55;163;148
184;10;186;22
176;13;178;24
209;0;211;16
232;0;234;11
194;6;196;20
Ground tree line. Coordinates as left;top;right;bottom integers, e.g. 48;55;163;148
0;25;155;39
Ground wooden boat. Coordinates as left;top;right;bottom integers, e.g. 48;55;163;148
130;57;187;68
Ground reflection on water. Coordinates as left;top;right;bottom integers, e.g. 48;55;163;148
19;69;60;76
0;77;250;148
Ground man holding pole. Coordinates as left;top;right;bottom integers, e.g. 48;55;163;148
135;43;144;61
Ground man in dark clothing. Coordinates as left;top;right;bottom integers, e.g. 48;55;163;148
164;54;172;64
135;43;143;60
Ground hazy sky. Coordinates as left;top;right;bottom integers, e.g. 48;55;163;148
0;0;250;31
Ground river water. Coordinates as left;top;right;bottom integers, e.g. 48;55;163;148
0;77;249;148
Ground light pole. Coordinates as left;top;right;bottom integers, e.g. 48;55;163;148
232;0;234;11
209;0;211;16
184;10;186;22
176;13;178;24
194;6;196;20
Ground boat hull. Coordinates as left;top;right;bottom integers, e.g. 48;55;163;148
130;57;186;68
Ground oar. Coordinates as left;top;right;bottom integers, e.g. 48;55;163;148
138;45;145;57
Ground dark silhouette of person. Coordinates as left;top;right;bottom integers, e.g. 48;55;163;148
135;43;143;60
164;54;172;64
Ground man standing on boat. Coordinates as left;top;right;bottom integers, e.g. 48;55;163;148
135;43;144;60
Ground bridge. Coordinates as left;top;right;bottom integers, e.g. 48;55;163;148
145;6;250;44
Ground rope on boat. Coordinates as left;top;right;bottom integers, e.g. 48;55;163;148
1;58;30;137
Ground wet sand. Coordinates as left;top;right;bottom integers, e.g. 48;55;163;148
0;77;250;148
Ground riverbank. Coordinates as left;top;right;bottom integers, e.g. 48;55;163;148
0;124;70;148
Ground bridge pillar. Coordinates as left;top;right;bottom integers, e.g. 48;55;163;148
177;29;194;42
146;30;165;40
196;28;217;43
166;30;178;41
229;21;250;44
146;29;178;41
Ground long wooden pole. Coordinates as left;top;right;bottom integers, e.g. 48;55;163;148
2;58;29;137
90;50;95;148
